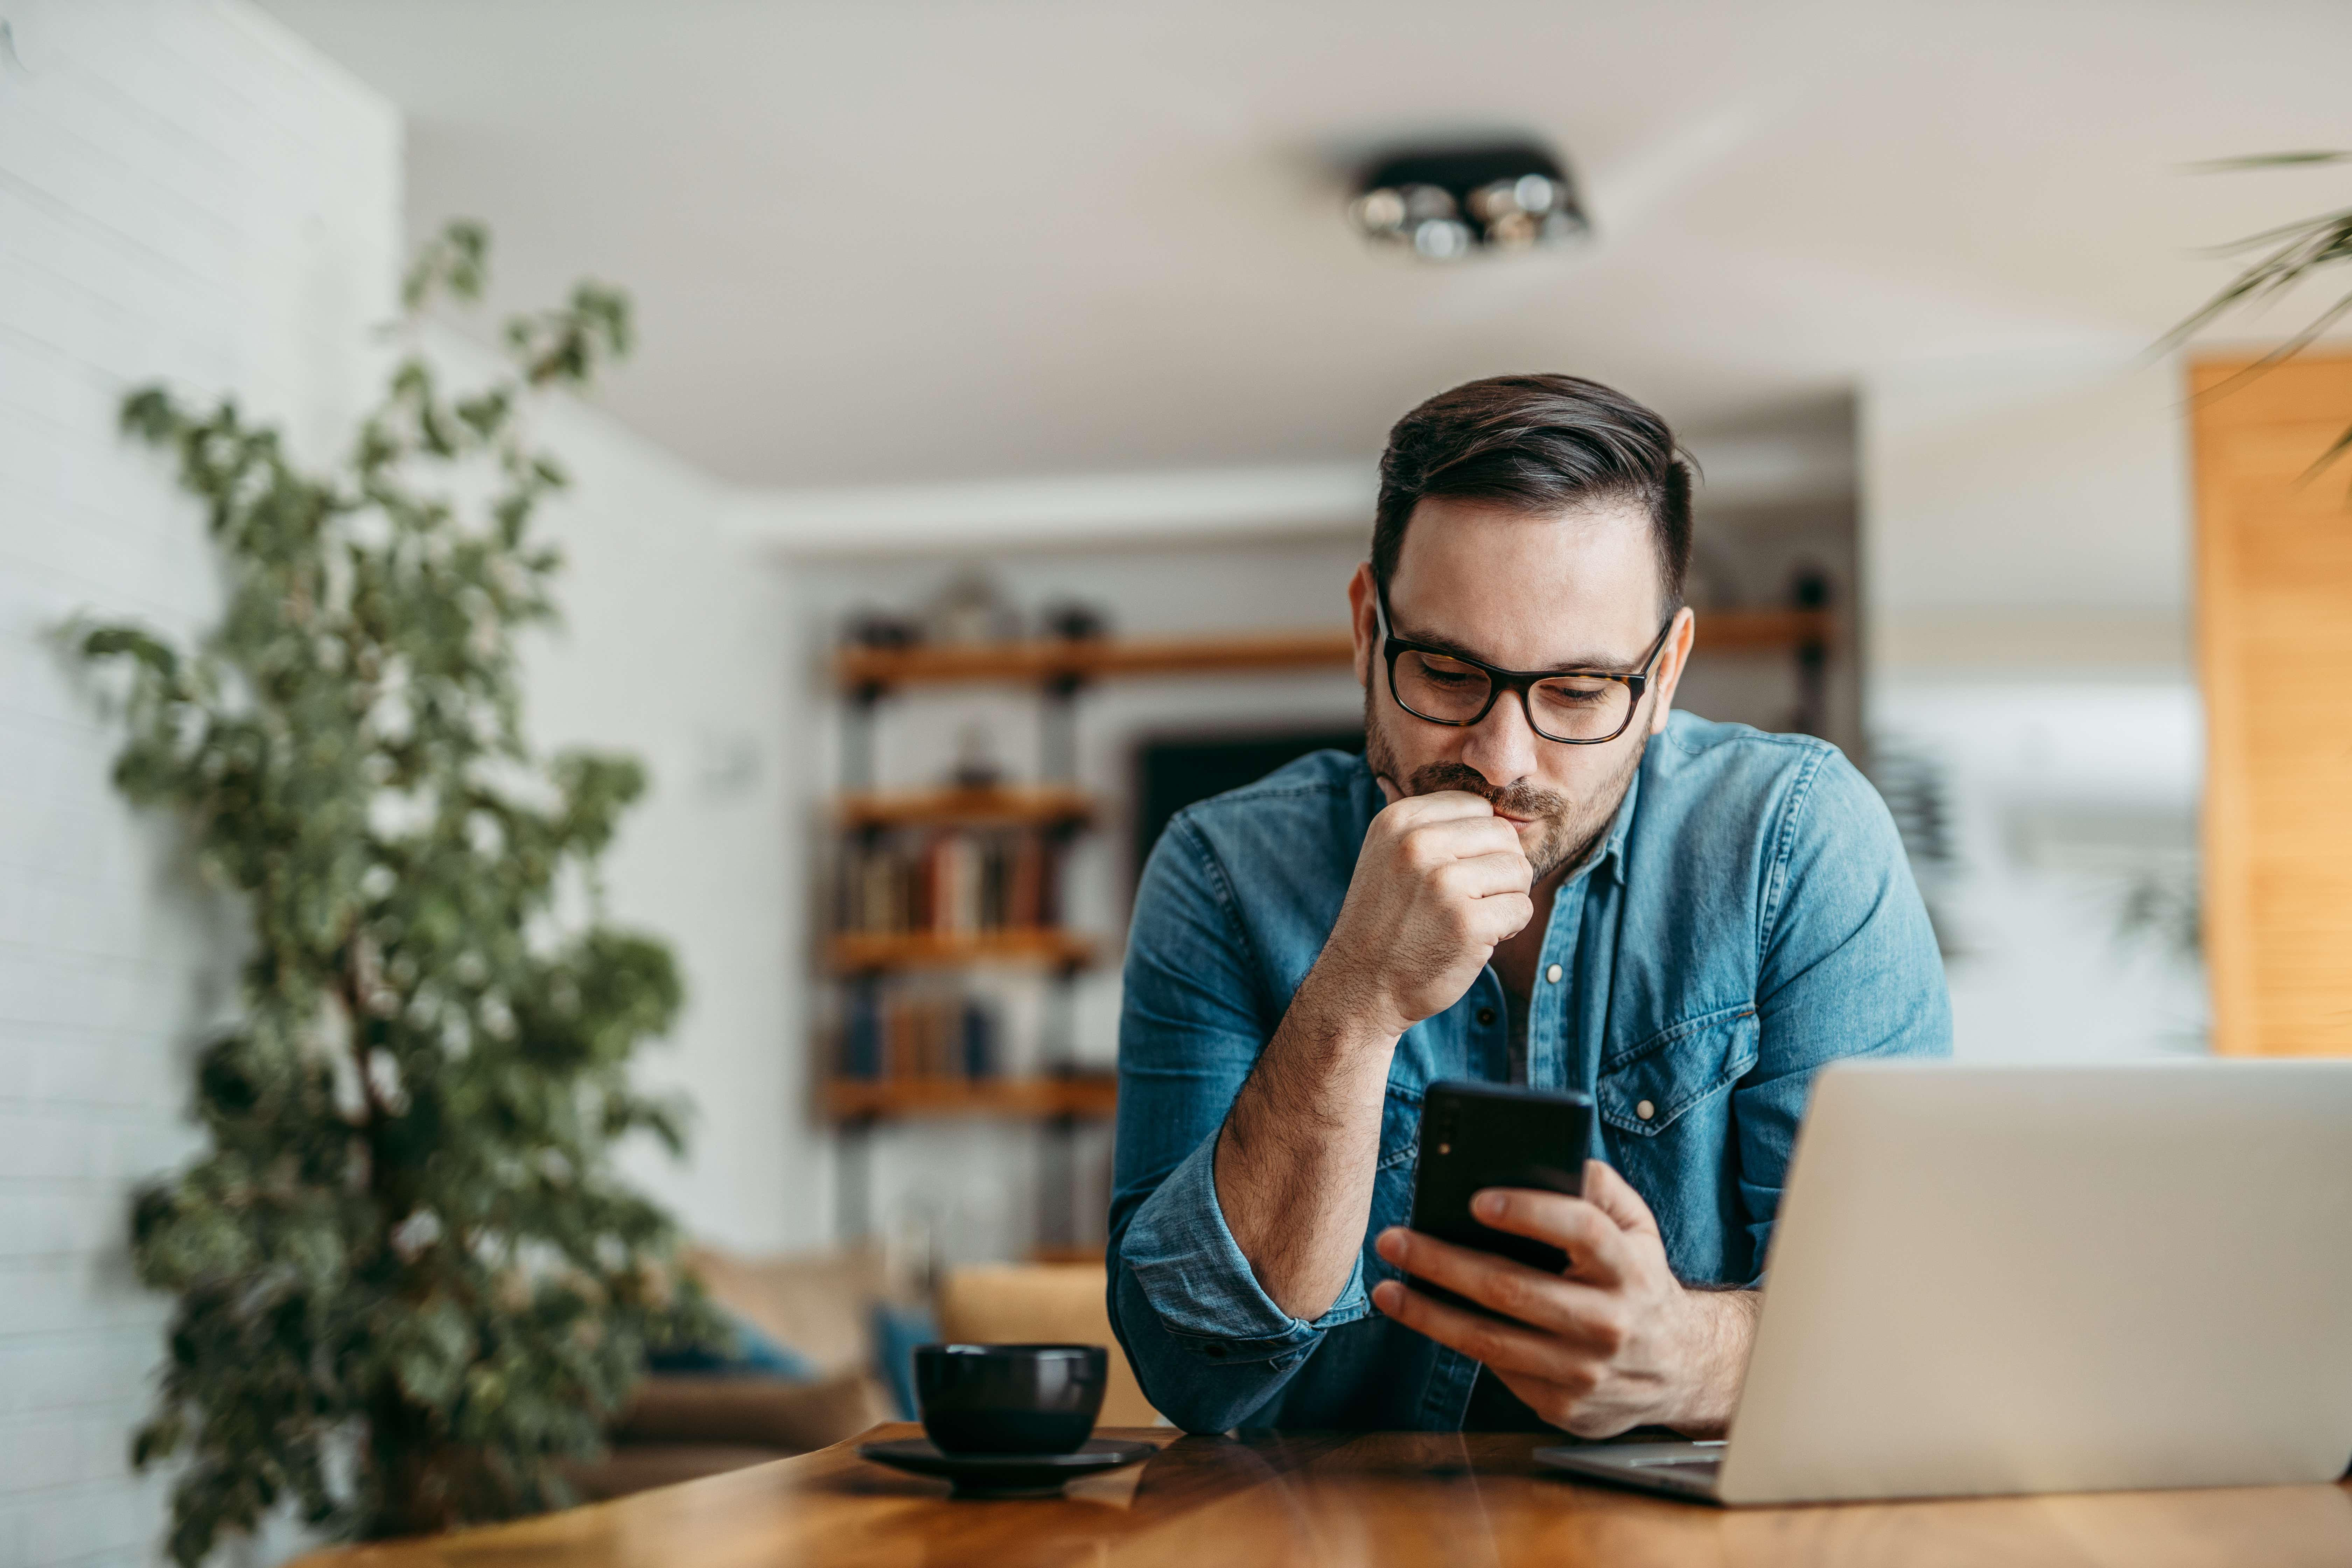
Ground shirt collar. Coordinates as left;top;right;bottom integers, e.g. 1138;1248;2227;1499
1591;768;1640;886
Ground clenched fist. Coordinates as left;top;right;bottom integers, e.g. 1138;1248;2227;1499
1318;788;1535;1040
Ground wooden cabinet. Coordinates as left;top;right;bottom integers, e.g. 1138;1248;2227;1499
2191;354;2352;1055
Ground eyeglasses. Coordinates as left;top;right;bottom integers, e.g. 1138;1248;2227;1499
1373;585;1675;746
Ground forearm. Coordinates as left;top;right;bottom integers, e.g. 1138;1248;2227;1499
1665;1287;1761;1437
1213;961;1400;1321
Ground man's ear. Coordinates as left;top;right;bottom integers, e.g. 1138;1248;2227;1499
1346;562;1378;691
1647;607;1697;736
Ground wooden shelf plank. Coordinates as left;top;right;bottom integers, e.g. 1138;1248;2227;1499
1696;608;1836;651
1027;1245;1107;1265
837;784;1092;830
834;612;1834;692
837;630;1352;689
828;928;1095;973
822;1074;1118;1122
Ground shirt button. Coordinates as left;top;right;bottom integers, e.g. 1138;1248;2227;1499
1636;1099;1656;1121
1475;1007;1496;1026
1546;964;1563;984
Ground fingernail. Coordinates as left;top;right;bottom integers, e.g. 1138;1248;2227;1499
1473;1191;1504;1220
1375;1226;1406;1256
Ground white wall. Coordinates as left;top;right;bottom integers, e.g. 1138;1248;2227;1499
472;333;817;1256
1860;345;2206;1061
1863;344;2193;672
0;4;399;1563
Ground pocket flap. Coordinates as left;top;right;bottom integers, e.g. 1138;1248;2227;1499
1597;1004;1758;1137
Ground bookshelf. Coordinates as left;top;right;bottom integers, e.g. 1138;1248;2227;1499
822;609;1839;1247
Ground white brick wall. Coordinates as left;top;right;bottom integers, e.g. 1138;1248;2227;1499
0;4;399;1563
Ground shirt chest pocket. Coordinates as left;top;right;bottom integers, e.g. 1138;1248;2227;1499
1597;1003;1759;1138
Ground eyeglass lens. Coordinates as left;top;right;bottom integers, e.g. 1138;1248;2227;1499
1392;649;1632;741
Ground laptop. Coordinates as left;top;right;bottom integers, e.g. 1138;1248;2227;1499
1535;1059;2352;1505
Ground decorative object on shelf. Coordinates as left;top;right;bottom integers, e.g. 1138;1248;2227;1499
1349;140;1591;262
75;223;717;1560
1037;598;1111;642
949;720;1006;789
844;606;922;650
921;566;1023;646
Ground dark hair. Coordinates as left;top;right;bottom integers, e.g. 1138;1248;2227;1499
1371;373;1694;614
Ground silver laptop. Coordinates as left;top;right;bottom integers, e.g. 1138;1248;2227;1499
1536;1059;2352;1505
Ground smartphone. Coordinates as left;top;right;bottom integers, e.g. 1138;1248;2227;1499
1403;1081;1595;1317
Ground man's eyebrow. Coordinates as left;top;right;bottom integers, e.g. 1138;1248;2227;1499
1391;620;1638;673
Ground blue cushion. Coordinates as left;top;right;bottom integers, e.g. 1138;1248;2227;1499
870;1300;940;1420
649;1308;818;1381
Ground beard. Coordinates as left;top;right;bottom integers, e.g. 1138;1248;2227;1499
1362;685;1649;882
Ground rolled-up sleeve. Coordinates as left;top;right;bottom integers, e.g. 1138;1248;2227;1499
1106;814;1363;1433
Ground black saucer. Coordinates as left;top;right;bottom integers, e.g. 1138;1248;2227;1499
857;1436;1157;1498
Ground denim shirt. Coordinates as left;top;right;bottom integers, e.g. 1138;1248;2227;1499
1106;712;1951;1435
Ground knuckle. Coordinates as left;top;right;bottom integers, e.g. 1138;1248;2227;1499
1587;1310;1628;1355
1493;1273;1544;1322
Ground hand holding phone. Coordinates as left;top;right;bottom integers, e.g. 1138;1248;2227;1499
1402;1080;1594;1316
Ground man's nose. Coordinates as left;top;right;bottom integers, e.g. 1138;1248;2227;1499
1458;688;1543;788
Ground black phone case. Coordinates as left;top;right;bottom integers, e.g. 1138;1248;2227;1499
1403;1081;1594;1318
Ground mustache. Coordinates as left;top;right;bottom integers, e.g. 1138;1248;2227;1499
1403;761;1568;820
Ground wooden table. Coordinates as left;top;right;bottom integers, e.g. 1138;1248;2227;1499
298;1424;2352;1567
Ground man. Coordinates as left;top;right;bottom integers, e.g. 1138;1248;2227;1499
1106;374;1949;1437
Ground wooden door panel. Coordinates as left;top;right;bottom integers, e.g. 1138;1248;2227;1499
2191;354;2352;1056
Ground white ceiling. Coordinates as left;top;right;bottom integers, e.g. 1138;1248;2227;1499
257;0;2352;491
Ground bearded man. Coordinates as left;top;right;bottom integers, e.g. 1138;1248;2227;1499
1105;373;1950;1437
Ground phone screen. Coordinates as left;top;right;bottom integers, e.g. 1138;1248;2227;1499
1402;1080;1594;1317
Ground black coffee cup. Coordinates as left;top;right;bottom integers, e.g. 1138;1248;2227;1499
914;1343;1108;1455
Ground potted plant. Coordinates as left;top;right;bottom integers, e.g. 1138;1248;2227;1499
79;224;717;1564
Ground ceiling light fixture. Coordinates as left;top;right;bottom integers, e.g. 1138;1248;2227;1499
1349;140;1590;262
